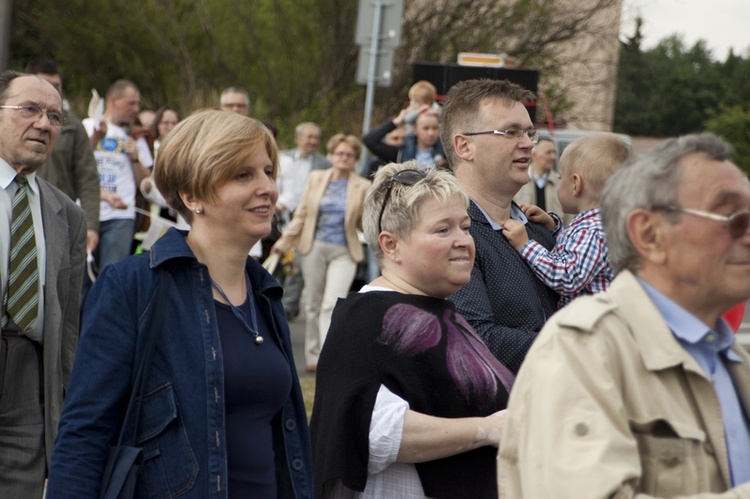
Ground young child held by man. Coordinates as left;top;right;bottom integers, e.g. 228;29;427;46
503;133;631;307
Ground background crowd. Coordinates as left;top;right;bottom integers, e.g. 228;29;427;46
1;54;749;499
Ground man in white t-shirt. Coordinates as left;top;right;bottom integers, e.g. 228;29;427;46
83;80;152;272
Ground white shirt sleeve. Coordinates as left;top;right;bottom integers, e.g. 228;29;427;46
276;154;297;212
249;241;262;258
368;384;409;474
136;137;154;168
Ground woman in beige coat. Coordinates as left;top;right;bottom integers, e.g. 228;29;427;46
273;134;371;371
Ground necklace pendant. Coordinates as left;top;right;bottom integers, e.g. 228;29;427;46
255;335;264;345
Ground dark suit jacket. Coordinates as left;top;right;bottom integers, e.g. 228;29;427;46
449;201;559;374
36;112;100;233
38;178;87;465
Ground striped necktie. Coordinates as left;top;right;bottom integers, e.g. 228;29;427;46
2;174;39;331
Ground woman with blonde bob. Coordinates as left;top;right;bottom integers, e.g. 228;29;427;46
47;110;313;498
310;161;514;498
272;134;371;372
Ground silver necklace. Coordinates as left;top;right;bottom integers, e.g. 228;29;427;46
211;277;264;345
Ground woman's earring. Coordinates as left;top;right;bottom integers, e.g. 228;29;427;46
194;208;202;214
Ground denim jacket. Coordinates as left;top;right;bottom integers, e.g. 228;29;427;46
397;133;445;164
47;228;313;498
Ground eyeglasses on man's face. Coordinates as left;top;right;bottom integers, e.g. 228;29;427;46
0;104;63;127
462;128;539;144
665;206;750;239
378;169;426;233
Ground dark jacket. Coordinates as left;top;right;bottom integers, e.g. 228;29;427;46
449;201;559;374
362;120;444;166
46;228;313;498
36;111;100;233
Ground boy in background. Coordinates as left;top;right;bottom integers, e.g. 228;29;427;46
403;80;439;129
362;80;444;170
503;133;631;307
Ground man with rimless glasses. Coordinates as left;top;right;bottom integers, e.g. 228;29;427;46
0;71;86;497
439;78;558;374
499;133;750;497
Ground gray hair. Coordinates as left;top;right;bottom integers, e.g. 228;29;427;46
363;161;469;262
0;70;25;104
294;122;320;137
533;135;555;151
220;87;249;106
602;132;733;273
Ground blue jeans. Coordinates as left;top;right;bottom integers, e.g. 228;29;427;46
97;218;136;269
81;218;135;314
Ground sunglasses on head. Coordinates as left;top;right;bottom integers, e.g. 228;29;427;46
378;169;426;233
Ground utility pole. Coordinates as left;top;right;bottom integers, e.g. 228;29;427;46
0;0;11;71
354;0;403;175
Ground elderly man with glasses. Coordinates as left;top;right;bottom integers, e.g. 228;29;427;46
439;78;558;374
219;86;250;116
498;132;750;497
0;71;86;497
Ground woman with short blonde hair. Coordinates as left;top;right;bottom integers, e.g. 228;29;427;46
48;110;313;498
311;161;513;498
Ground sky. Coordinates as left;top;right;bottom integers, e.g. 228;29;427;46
621;0;750;60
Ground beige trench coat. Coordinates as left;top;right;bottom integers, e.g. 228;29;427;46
498;270;750;498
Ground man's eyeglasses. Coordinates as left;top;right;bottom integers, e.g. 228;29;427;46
0;104;63;127
665;207;750;239
462;128;539;144
378;169;426;233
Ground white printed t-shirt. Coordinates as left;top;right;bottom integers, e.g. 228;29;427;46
83;119;153;222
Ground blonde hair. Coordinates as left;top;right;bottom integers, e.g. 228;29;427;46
560;133;631;200
408;80;437;105
154;109;278;223
326;133;362;160
363;161;469;261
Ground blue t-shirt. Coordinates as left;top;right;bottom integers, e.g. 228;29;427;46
315;178;348;246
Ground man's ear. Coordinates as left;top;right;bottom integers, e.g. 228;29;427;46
626;209;668;265
453;134;474;162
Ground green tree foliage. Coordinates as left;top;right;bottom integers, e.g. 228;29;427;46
705;106;750;173
10;0;619;146
615;18;750;136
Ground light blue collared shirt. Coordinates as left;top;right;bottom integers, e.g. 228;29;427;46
474;201;528;231
1;159;47;342
638;278;750;486
532;170;548;189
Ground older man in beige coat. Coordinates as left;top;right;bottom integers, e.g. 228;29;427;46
514;136;573;226
498;133;750;497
